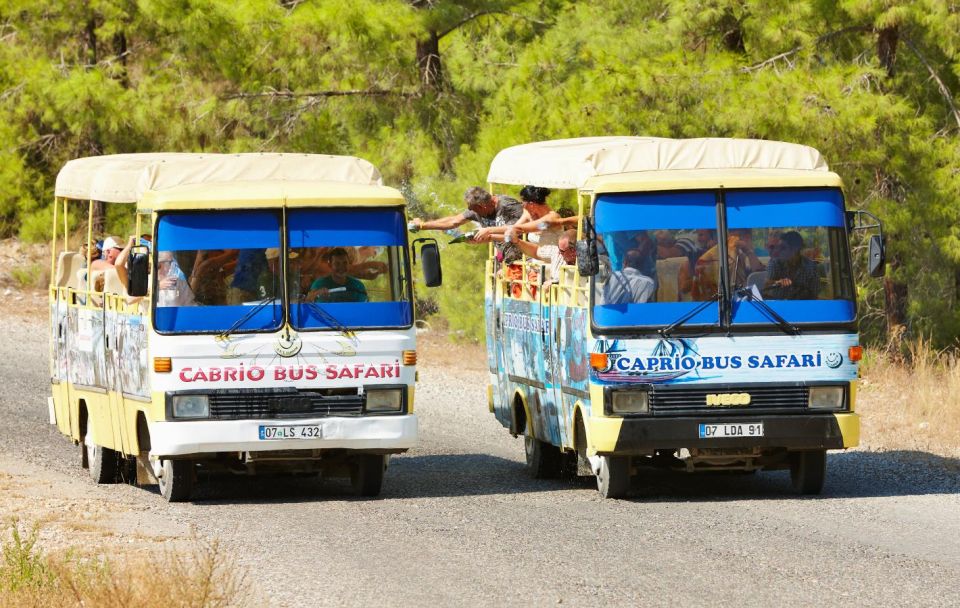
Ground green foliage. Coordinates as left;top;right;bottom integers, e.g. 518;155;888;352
0;0;958;343
0;519;52;593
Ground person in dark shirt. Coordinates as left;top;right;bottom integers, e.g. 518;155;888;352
762;231;820;300
306;248;368;303
409;186;523;262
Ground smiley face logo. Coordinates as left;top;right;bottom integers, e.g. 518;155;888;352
825;352;843;368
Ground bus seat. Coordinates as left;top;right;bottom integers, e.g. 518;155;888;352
818;261;833;299
655;256;686;303
103;268;127;296
55;252;82;288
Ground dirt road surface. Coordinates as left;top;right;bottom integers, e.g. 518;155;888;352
2;306;959;607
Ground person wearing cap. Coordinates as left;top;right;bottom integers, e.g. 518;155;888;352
91;236;126;272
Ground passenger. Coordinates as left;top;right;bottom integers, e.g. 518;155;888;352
600;248;656;305
762;231;820;300
256;247;297;300
475;185;555;243
491;228;578;283
410;186;523;263
227;249;268;304
306;247;368;303
157;251;196;307
691;229;763;298
90;236;126;272
190;249;236;305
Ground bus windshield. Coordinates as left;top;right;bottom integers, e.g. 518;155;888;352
154;211;283;334
591;188;855;331
288;208;412;331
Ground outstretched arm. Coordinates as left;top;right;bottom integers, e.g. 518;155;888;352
411;212;469;231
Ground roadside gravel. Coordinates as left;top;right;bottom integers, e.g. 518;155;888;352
2;307;959;607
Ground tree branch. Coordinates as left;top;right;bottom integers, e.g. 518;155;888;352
222;88;416;100
436;10;503;40
902;35;960;131
741;26;871;73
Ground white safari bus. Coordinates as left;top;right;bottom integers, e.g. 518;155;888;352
48;153;442;501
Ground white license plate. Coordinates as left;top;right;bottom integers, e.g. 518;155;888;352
698;422;764;439
258;424;323;440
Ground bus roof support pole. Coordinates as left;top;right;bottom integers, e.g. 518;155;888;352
50;196;59;285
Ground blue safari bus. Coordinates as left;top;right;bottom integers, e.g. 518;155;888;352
483;137;885;498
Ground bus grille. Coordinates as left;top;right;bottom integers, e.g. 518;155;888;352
649;384;810;416
208;389;363;420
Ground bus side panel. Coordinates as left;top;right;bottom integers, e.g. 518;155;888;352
117;311;150;455
553;304;591;449
51;298;71;435
500;297;562;445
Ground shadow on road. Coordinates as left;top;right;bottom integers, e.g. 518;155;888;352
185;452;562;504
169;449;959;504
624;449;960;502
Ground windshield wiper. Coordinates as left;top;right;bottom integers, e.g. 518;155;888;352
301;298;356;340
733;284;800;336
659;292;721;338
218;295;279;339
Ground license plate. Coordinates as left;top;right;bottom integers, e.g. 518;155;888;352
698;422;764;439
258;424;323;440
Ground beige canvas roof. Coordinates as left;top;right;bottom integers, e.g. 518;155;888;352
486;137;829;189
55;153;384;203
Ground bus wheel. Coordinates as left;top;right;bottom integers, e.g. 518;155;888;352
86;432;118;484
524;435;561;479
790;450;826;495
596;455;630;499
351;455;386;497
158;459;194;502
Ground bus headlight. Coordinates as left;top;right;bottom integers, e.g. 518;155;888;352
365;388;404;413
171;395;210;419
610;391;649;414
808;386;844;410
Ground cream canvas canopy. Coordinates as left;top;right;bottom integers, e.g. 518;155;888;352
54;153;384;203
486;137;830;189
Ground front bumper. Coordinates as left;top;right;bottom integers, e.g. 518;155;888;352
149;414;418;457
590;413;858;455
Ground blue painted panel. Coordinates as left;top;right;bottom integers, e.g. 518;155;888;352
157;212;280;251
595;191;717;231
726;188;845;228
731;299;855;324
288;209;406;247
593;301;719;328
291;301;412;330
155;304;282;333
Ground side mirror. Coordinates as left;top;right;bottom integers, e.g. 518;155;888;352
412;238;442;287
868;234;885;278
127;247;149;297
576;241;598;276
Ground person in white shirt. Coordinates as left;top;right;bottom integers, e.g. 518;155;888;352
601;248;656;305
157;250;196;307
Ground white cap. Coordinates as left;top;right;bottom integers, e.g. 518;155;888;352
102;236;122;250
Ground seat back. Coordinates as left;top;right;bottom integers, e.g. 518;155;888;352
655;256;687;303
103;268;127;296
55;251;83;288
746;270;768;292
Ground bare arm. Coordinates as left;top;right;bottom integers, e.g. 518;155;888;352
486;234;542;260
413;212;470;231
474;209;533;240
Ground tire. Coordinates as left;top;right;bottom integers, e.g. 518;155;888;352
596;455;630;499
158;459;194;502
86;432;118;484
524;435;563;479
351;454;386;497
790;450;826;495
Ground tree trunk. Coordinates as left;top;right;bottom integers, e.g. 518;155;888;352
416;32;444;92
877;26;898;78
113;30;129;88
85;17;98;64
883;255;908;339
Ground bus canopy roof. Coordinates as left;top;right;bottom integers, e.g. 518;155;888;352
54;153;384;203
486;137;830;189
140;180;405;211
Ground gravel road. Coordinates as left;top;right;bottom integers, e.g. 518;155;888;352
2;312;960;607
